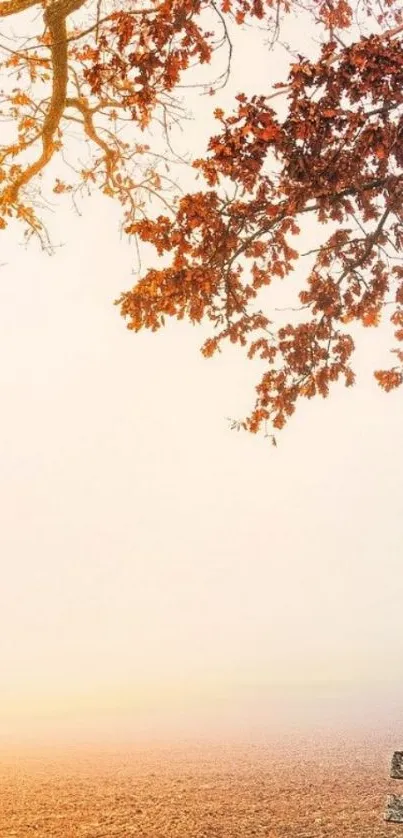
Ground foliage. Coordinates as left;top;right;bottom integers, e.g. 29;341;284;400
1;0;403;435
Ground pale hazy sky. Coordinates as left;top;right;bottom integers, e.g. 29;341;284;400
0;10;402;747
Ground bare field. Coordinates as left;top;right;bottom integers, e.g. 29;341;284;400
0;738;402;837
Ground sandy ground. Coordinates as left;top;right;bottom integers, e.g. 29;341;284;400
0;737;402;837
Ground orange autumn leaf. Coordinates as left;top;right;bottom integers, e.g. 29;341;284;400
362;309;381;327
374;370;403;391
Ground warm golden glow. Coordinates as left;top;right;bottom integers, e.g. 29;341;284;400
0;10;402;750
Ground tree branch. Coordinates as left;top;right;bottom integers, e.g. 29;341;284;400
4;0;86;205
0;0;39;17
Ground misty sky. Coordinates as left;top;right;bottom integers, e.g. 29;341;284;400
0;9;402;747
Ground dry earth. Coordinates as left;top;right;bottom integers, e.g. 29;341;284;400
0;737;402;837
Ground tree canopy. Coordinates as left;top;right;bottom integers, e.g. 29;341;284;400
1;0;402;436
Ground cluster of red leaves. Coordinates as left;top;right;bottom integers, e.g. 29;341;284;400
0;0;402;434
119;28;403;432
77;0;214;129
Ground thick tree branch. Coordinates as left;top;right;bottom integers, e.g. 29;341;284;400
0;0;39;17
4;0;86;205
